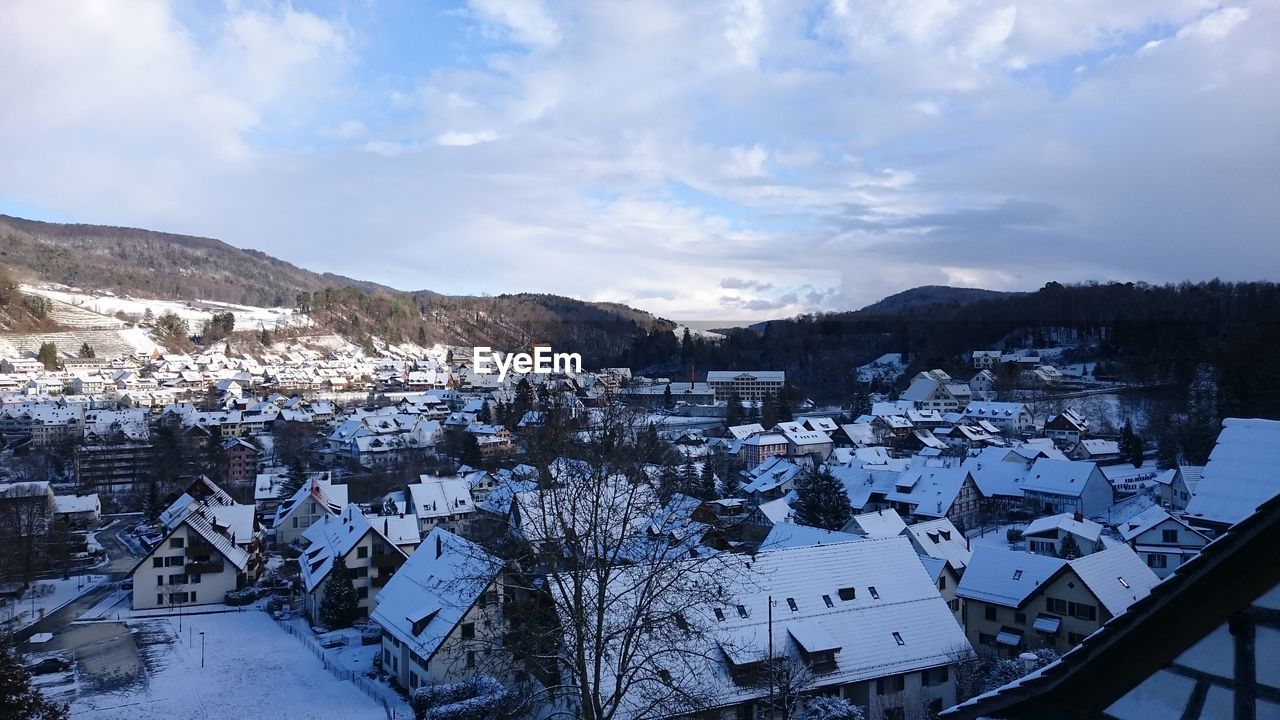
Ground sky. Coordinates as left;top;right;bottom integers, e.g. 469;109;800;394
0;0;1277;322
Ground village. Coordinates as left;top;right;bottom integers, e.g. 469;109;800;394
1;330;1275;720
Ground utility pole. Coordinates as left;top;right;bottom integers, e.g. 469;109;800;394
767;594;774;718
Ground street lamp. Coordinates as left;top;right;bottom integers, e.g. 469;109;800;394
199;631;205;668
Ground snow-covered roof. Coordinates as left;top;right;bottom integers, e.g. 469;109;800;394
757;497;794;525
1066;546;1160;616
1024;513;1104;543
904;517;971;571
1021;459;1100;498
406;477;473;520
1117;506;1173;542
849;508;907;538
370;528;502;665
956;546;1066;608
762;523;862;550
299;505;407;592
1184;418;1280;527
53;493;99;514
272;477;348;528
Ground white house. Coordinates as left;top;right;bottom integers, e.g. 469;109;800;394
1118;506;1211;579
272;477;349;548
1023;513;1105;557
298;505;410;624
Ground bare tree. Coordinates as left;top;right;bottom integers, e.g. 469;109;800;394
449;404;750;720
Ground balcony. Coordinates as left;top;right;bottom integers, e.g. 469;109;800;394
370;554;401;569
187;541;218;556
187;560;225;574
371;574;391;588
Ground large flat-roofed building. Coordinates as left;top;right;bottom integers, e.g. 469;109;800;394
706;370;785;402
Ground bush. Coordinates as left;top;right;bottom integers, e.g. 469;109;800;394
224;587;259;606
1006;528;1024;543
798;696;865;720
265;596;288;613
411;676;514;720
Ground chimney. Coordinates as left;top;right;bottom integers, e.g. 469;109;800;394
1074;512;1083;523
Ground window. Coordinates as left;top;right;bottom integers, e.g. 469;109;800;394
1162;529;1178;544
157;594;164;605
357;587;369;599
1047;597;1068;614
1148;554;1168;569
383;649;391;666
1071;602;1097;621
190;592;196;603
786;598;798;612
985;606;998;622
736;605;749;618
938;576;946;590
292;517;298;528
152;558;163;568
892;632;904;646
191;574;201;584
876;675;905;694
461;623;475;640
949;598;960;611
822;595;834;608
979;633;995;646
1012;569;1023;580
837;587;856;601
170;538;184;549
923;666;949;686
466;651;476;668
410;673;418;689
714;608;725;622
1117;576;1130;589
868;586;880;600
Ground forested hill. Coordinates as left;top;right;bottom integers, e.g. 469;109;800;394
0;215;671;363
620;281;1280;418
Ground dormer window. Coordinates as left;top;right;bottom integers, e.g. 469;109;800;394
822;595;834;608
868;586;879;600
837;587;856;601
1013;570;1023;580
786;598;798;612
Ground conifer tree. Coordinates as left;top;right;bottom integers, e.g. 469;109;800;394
776;392;793;423
0;646;69;720
762;393;777;429
663;384;674;410
319;555;360;629
725;390;744;427
699;461;718;500
279;458;308;499
1058;533;1082;560
793;465;852;531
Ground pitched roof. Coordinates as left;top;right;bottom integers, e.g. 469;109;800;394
849;508;907;538
298;505;408;591
904;517;971;571
956;546;1066;608
1066;546;1160;616
369;528;502;663
1024;513;1103;543
1184;418;1280;528
407;477;473;519
1020;459;1099;498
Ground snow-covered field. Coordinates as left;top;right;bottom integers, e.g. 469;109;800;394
22;283;313;332
69;611;396;720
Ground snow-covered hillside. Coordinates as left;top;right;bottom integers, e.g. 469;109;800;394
22;283;313;332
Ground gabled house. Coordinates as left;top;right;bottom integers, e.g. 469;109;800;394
272;477;349;548
130;500;263;610
1020;459;1113;519
371;528;508;691
1118;506;1210;579
774;421;834;461
1023;513;1105;557
904;517;972;574
401;476;474;536
298;505;410;624
1043;410;1089;445
962;402;1034;435
956;545;1159;656
1069;439;1121;462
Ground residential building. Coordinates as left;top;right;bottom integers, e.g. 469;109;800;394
956;546;1159;656
371;528;509;691
298;505;410;624
129;502;260;610
1184;418;1280;534
1020;459;1113;519
272;477;349;548
220;437;260;486
740;432;788;468
73;441;153;495
940;494;1280;720
1118;506;1211;579
962;402;1034;435
1043;410;1089;445
1023;513;1105;557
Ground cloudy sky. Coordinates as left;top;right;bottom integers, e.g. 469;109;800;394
1;1;1277;321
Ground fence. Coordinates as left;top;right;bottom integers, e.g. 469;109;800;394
271;613;407;719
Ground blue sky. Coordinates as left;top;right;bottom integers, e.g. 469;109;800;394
1;0;1276;321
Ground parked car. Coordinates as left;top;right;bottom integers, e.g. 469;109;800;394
26;656;71;675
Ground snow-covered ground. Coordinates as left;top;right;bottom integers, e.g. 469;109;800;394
0;575;107;630
69;612;399;720
22;283;313;332
856;353;907;385
967;523;1028;552
673;324;724;342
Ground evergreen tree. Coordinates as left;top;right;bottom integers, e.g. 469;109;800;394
143;480;163;524
699;461;718;500
850;389;872;418
657;463;681;502
461;433;483;468
1119;420;1134;455
725;390;744;427
1127;431;1145;468
37;342;58;370
77;342;95;358
142;307;155;324
319;555;360;629
663;384;674;410
793;466;853;531
0;646;69;720
746;399;761;424
260;328;272;346
280;458;308;499
477;401;492;424
1156;430;1179;470
1058;533;1082;559
761;393;777;429
776;392;793;423
678;459;697;495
